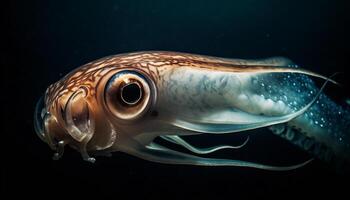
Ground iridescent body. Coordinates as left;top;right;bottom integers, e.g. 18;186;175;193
34;51;350;171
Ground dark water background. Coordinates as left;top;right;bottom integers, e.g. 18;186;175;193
5;0;349;198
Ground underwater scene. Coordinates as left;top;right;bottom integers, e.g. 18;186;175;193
6;0;349;198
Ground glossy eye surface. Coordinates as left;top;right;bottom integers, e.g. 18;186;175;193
105;70;155;120
120;82;142;105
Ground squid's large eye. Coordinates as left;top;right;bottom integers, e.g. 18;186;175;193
105;70;155;120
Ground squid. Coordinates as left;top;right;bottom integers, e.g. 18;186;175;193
34;51;350;171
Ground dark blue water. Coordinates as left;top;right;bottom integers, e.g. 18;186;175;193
6;0;349;198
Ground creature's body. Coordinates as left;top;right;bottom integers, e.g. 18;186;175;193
35;51;350;171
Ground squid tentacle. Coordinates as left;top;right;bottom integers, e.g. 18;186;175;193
126;141;313;171
52;140;65;160
160;135;249;154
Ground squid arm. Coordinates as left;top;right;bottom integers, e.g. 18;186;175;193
160;135;249;154
122;139;313;171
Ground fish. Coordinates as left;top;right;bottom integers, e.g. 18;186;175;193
34;51;350;171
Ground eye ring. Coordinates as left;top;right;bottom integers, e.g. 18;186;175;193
104;70;156;121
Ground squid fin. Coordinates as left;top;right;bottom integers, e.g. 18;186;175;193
249;56;295;66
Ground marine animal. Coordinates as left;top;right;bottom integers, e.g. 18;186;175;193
34;51;350;171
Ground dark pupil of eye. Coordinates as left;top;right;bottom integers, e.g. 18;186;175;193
121;83;141;105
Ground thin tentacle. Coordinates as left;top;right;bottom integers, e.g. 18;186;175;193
122;139;313;171
52;140;65;160
160;135;249;154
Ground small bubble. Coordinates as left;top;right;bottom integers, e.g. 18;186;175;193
315;121;319;124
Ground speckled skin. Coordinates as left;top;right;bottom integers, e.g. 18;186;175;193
157;65;350;165
36;51;349;170
251;73;350;166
